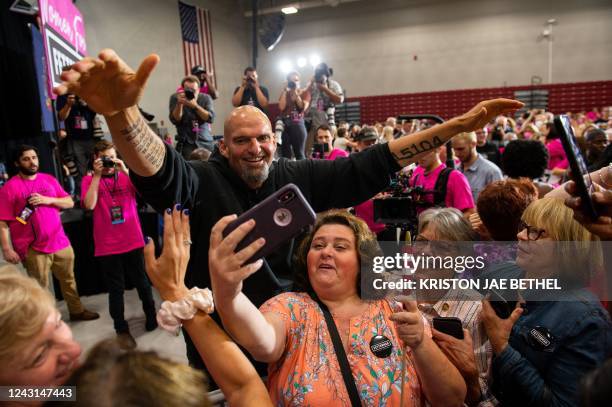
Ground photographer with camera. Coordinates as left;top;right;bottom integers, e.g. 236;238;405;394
82;140;157;349
191;65;218;100
277;71;310;160
57;92;98;199
232;67;269;112
305;62;344;153
169;75;215;160
410;147;475;216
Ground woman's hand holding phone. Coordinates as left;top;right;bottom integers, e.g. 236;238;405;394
209;215;266;301
565;178;612;240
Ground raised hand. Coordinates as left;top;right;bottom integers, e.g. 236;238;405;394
455;99;524;133
390;295;424;349
208;215;266;301
92;158;104;176
53;49;159;117
143;205;191;302
432;328;479;379
564;177;612;240
481;298;523;354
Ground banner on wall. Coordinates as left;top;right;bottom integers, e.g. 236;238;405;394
38;0;87;99
31;25;56;132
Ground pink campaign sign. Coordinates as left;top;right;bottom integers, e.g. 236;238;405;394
39;0;87;55
38;0;87;98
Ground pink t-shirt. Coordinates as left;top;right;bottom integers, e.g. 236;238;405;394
410;164;474;213
354;199;386;234
0;174;71;260
326;148;349;160
81;173;145;257
546;138;569;170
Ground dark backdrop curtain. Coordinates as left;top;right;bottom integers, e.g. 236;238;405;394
0;4;55;176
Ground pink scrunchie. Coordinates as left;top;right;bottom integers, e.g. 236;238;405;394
157;287;214;335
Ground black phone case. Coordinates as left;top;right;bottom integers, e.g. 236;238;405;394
554;115;599;220
222;184;316;264
488;289;517;319
433;317;464;339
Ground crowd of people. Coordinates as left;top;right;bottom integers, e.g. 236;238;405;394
0;46;611;407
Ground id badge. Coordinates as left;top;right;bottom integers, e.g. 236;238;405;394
110;206;125;224
74;115;82;129
80;118;88;130
291;110;301;123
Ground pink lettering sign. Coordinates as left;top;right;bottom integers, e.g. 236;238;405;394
39;0;87;56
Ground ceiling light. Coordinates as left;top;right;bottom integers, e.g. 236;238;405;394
297;57;307;68
309;54;321;67
279;59;293;73
281;6;298;14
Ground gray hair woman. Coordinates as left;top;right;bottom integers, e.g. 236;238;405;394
418;207;478;242
414;207;491;406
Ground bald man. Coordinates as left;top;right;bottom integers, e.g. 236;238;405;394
55;49;523;371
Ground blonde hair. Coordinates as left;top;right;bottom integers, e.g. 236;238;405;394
62;339;210;407
453;131;477;144
522;197;602;285
0;268;55;364
381;126;394;143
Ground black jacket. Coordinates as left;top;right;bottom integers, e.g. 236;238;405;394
131;143;400;306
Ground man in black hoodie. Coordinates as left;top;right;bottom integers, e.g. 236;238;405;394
54;49;523;372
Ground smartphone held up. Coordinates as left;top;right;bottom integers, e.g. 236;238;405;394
222;184;316;265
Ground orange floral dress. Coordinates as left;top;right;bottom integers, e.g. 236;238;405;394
260;292;426;407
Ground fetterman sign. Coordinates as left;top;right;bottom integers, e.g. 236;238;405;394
38;0;87;99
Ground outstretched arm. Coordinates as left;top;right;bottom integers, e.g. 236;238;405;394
388;99;523;167
54;49;165;177
143;208;272;407
209;215;287;363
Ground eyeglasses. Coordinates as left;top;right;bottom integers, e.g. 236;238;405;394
518;220;546;241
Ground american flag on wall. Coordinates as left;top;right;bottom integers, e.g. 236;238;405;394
178;1;216;86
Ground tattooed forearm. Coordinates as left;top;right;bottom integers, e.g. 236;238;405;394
392;135;444;161
118;113;165;171
119;114;147;142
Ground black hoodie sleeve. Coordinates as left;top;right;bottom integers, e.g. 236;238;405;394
129;143;202;212
283;143;402;211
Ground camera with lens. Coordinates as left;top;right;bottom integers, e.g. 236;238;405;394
373;171;421;235
191;65;206;76
63;155;79;177
314;72;326;84
287;80;297;90
274;118;285;141
184;88;196;101
101;156;115;168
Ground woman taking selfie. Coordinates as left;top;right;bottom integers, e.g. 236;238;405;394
210;210;466;406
